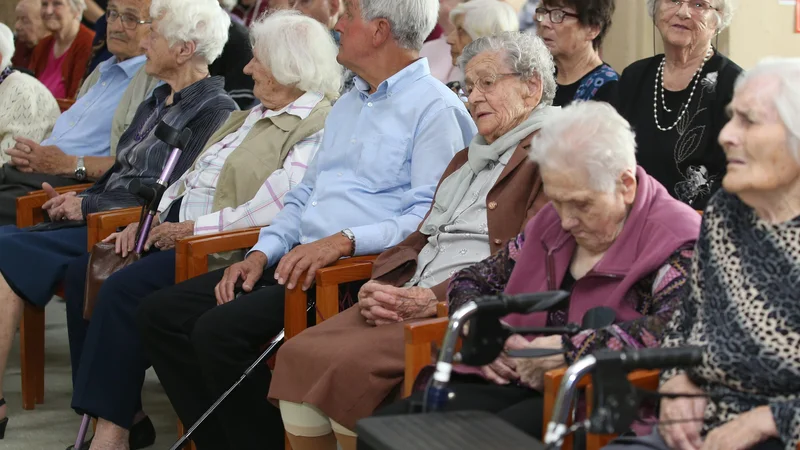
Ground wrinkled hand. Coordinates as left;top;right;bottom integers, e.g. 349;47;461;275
480;334;530;385
7;137;73;175
41;182;84;221
358;280;400;325
214;252;267;305
514;335;566;390
658;373;707;450
357;282;438;326
700;406;778;450
103;222;141;257
274;233;353;291
144;220;194;251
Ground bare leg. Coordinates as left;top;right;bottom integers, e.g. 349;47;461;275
335;432;358;450
0;275;25;420
89;419;130;450
285;432;338;450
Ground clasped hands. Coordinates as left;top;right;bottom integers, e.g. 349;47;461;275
481;334;566;390
41;182;84;222
103;218;195;257
8;137;74;176
357;280;438;326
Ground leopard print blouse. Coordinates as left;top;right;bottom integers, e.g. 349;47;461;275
661;190;800;449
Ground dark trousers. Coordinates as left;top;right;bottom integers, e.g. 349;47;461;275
65;249;176;428
136;266;289;450
0;164;80;225
375;373;545;439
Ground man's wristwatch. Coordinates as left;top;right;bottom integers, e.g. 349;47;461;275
74;156;87;181
341;228;356;255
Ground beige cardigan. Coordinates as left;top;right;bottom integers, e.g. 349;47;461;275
0;71;61;162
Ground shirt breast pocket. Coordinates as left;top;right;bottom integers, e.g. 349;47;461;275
355;136;410;190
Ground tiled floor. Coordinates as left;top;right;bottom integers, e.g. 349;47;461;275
1;299;177;450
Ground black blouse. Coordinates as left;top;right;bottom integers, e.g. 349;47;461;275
615;52;742;210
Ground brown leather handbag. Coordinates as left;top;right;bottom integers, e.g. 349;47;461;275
83;242;141;320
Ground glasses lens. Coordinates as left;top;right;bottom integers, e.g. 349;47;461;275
551;10;565;23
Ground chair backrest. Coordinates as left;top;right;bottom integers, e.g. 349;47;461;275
57;98;76;113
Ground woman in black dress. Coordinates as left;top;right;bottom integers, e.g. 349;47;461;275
616;0;741;210
535;0;619;106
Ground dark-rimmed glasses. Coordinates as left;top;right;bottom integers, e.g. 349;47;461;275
534;7;580;24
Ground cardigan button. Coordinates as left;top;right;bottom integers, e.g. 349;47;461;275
488;201;498;210
493;238;502;245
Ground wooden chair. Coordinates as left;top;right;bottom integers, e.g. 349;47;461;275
15;186;137;409
56;98;76;113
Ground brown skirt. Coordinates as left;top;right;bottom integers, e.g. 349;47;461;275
269;306;424;430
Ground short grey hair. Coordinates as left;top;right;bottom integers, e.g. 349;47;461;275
150;0;231;65
449;0;519;40
458;31;557;106
67;0;87;17
530;101;638;193
359;0;438;51
250;10;343;100
646;0;735;33
0;23;14;71
735;57;800;163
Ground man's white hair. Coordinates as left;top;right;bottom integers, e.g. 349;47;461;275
735;57;800;163
449;0;519;40
250;10;342;100
150;0;231;65
530;101;638;193
359;0;438;51
646;0;736;33
0;23;14;71
458;31;557;106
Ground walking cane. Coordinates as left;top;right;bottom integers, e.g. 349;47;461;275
72;122;192;450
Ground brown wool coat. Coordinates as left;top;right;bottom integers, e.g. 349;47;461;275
268;134;549;430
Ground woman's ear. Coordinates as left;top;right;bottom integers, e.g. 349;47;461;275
524;76;544;108
620;169;638;205
176;39;198;65
586;24;601;44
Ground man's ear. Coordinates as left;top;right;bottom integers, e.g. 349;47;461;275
372;17;392;47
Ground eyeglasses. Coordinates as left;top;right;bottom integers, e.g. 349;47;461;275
662;0;718;13
534;7;580;24
463;73;521;97
106;10;150;30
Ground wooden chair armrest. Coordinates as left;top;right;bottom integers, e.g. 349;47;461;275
86;207;141;249
403;317;450;397
57;98;76;113
175;227;262;283
313;255;377;321
15;184;94;228
436;302;448;318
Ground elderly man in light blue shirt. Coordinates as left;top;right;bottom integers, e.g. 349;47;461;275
136;0;476;447
0;0;155;225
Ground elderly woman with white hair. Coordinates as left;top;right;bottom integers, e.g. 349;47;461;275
0;22;60;160
57;9;341;450
0;0;236;443
604;58;800;450
30;0;95;99
268;31;560;450
378;100;702;440
616;0;741;210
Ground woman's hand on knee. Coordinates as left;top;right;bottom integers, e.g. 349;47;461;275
103;222;139;257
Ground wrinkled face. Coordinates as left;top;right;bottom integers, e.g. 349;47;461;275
655;0;719;51
292;0;337;29
40;0;79;33
15;1;45;46
719;77;800;199
536;2;597;60
141;17;180;79
243;54;295;110
445;15;472;66
543;167;636;254
463;51;541;144
333;0;371;69
106;0;150;61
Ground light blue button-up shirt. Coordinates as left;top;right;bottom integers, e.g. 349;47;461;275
250;58;477;265
42;54;146;157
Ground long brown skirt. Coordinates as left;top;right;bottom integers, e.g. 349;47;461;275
269;306;421;430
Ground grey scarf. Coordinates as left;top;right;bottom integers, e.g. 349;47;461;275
420;105;558;236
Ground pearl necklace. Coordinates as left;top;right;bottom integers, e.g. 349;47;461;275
653;47;713;132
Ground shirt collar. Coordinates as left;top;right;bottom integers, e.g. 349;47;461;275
256;91;324;121
98;54;147;78
353;58;431;99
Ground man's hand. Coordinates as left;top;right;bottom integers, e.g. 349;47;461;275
41;182;84;221
658;373;707;450
215;252;267;305
700;406;778;450
480;334;530;385
7;137;74;176
274;233;353;291
145;221;195;251
514;335;566;390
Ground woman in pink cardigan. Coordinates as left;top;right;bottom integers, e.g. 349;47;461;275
377;101;702;440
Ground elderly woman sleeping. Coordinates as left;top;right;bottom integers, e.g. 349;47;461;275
376;101;702;439
616;0;742;210
267;31;557;450
59;9;341;450
603;58;800;450
0;0;236;440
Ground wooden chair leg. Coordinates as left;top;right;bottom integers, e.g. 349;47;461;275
176;419;197;450
20;303;45;410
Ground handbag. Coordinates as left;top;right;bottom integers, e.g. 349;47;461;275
83;206;146;320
